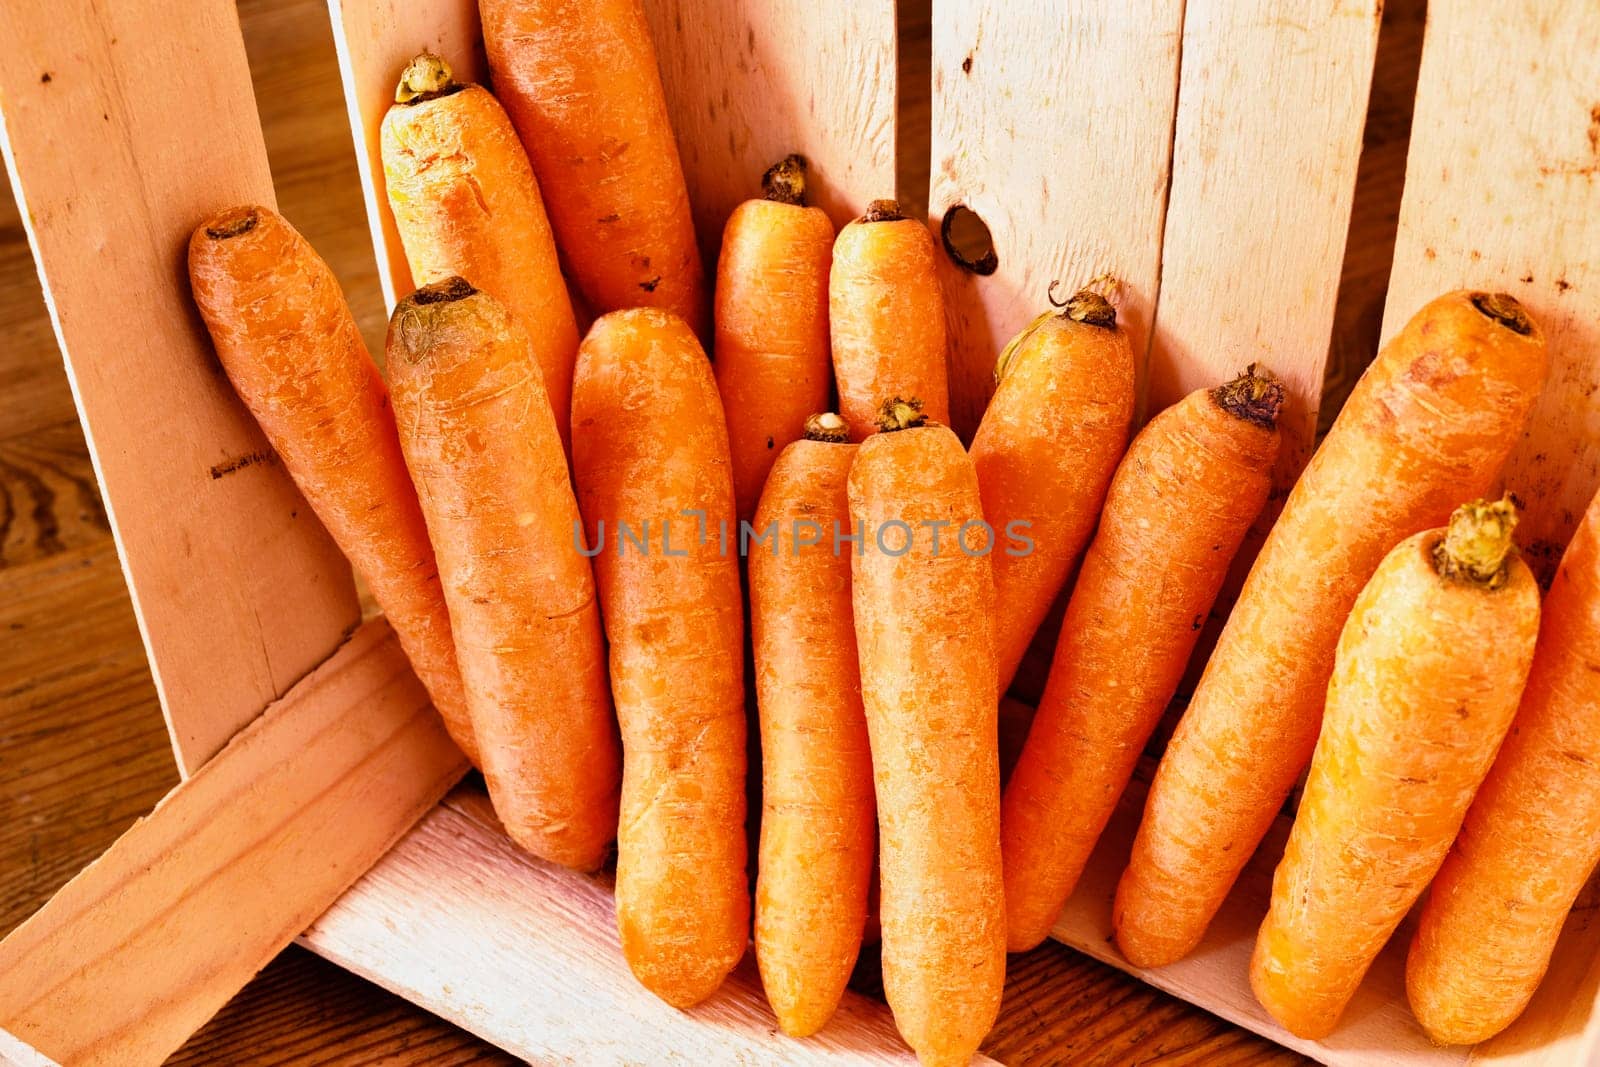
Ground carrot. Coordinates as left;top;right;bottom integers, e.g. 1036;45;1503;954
971;288;1136;696
714;157;835;521
830;202;950;441
381;53;580;450
188;205;476;764
1406;487;1600;1045
1113;291;1548;969
479;0;707;338
849;398;1003;1066
386;279;618;869
1001;367;1282;952
570;307;747;1007
1250;500;1540;1039
750;412;873;1037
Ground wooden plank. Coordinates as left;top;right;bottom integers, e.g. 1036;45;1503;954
642;0;899;260
0;0;361;774
0;1029;57;1067
325;0;486;308
929;0;1185;437
1381;1;1600;582
1146;0;1382;483
302;784;996;1065
0;619;466;1066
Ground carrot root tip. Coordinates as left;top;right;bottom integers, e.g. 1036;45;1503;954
395;51;461;105
1469;292;1534;336
802;411;851;443
874;396;927;433
1210;364;1285;429
761;154;808;206
203;207;260;240
1434;496;1520;588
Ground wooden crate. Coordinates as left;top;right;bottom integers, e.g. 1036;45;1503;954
1;0;1599;1063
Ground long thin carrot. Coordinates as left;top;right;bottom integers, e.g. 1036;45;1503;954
1114;291;1548;968
1251;500;1540;1039
479;0;706;338
849;398;1003;1067
750;412;873;1037
971;288;1136;696
1001;367;1282;952
381;52;580;450
830;202;950;441
715;157;835;521
571;307;747;1008
1406;487;1600;1045
188;205;476;764
386;278;619;869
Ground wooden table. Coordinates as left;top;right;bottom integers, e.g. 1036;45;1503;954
0;0;1425;1061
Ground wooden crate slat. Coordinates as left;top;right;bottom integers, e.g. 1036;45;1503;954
326;0;486;308
301;785;998;1066
929;0;1185;438
0;1029;57;1067
0;0;362;775
642;0;899;262
1146;0;1382;481
0;619;466;1066
1381;0;1600;581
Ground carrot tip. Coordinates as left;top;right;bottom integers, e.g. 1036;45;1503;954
395;51;460;105
874;396;926;433
1469;292;1534;337
761;154;808;206
1434;497;1520;588
861;199;905;223
1210;364;1285;429
203;207;259;240
802;411;850;443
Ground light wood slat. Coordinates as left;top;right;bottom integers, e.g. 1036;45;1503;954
0;1029;57;1067
301;784;997;1066
929;0;1184;437
1146;0;1382;481
0;0;361;774
641;0;898;260
1381;1;1600;582
325;0;486;308
0;619;466;1066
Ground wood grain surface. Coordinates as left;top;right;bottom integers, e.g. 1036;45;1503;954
0;0;1447;1062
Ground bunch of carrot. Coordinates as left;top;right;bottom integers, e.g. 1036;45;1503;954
181;0;1598;1059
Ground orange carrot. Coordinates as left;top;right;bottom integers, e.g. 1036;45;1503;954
714;157;835;520
1406;487;1600;1045
381;53;580;450
1251;500;1540;1039
479;0;707;337
849;398;1003;1066
188;205;476;764
1001;367;1282;952
830;202;950;441
971;289;1136;696
750;412;873;1037
571;307;747;1007
1114;291;1548;969
386;279;618;869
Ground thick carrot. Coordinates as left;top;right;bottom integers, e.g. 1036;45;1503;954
714;157;835;521
750;412;874;1037
570;307;747;1007
188;205;476;764
1251;500;1539;1039
381;53;580;450
386;279;618;869
1001;367;1282;952
1406;487;1600;1045
830;202;950;441
1114;291;1548;968
971;288;1136;696
479;0;706;338
849;398;1003;1066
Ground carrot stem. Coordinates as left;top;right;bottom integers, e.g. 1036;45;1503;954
395;51;460;105
1211;364;1286;429
803;412;851;443
861;199;905;223
203;207;259;240
1434;497;1519;588
1470;292;1534;336
874;396;926;433
761;154;808;206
